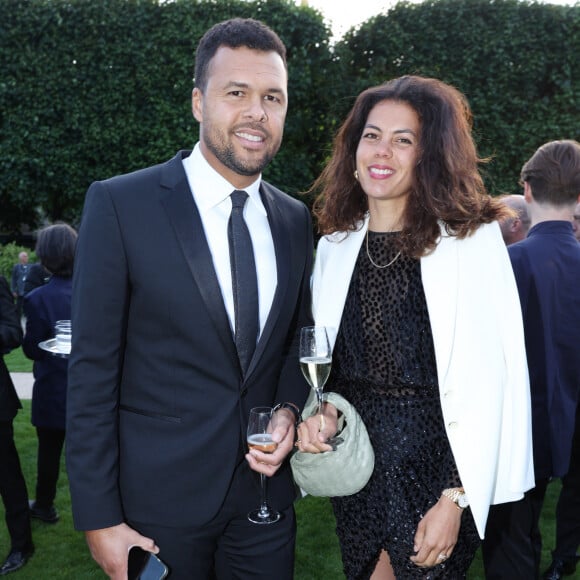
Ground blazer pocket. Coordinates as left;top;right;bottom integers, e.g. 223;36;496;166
119;404;181;423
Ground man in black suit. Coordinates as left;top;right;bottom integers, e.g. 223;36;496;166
482;140;580;579
0;275;34;575
66;18;313;580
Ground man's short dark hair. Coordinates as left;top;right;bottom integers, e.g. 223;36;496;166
520;140;580;206
194;18;287;92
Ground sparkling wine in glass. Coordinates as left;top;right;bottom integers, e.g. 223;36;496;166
299;326;332;419
247;407;281;524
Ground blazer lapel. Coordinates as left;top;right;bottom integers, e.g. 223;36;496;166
159;153;239;368
313;217;459;386
420;225;458;390
313;217;368;350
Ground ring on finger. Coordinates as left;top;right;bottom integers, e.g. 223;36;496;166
437;553;447;561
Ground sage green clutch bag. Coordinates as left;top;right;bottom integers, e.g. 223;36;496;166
290;391;375;497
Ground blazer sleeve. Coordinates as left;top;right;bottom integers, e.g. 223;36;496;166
22;292;51;361
66;181;129;531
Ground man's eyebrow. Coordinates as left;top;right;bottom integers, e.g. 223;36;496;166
223;81;285;94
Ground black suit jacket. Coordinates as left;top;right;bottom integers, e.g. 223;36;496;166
0;275;23;422
66;151;313;531
508;221;580;479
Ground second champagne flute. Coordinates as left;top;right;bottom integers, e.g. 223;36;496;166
247;407;281;524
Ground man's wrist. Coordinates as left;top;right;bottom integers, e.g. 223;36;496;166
273;402;301;428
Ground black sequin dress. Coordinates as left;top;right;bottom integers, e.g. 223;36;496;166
329;232;480;579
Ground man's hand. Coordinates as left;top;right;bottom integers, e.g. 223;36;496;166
245;408;295;476
85;523;159;580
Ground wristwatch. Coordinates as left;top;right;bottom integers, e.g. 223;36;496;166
441;487;469;509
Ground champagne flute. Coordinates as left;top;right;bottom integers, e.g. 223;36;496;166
247;407;281;524
299;326;343;449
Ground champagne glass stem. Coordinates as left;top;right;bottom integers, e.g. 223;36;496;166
315;388;324;430
315;388;323;416
258;473;270;517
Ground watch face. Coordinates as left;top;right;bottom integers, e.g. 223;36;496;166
458;494;469;508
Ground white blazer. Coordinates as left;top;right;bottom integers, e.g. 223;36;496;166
312;216;535;538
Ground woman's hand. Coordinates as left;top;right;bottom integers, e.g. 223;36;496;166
295;402;339;453
410;494;463;568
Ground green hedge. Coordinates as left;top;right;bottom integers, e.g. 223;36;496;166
1;0;578;236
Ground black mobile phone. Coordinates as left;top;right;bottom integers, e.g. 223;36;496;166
128;547;169;580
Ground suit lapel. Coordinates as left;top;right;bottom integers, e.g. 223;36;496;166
243;183;291;379
159;153;239;369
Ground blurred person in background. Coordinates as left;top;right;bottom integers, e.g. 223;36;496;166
483;140;580;580
0;274;33;575
498;193;531;245
10;253;29;320
22;223;77;526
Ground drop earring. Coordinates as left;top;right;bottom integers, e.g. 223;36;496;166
354;170;359;180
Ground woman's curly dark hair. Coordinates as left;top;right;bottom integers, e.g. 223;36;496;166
311;75;510;257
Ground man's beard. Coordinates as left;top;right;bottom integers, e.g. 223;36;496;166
203;126;281;177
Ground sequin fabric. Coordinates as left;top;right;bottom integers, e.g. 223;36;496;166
329;231;480;579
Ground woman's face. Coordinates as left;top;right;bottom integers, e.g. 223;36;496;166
355;100;420;206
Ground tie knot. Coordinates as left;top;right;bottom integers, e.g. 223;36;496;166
231;190;248;209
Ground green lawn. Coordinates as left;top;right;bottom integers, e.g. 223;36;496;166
2;357;577;578
5;346;33;373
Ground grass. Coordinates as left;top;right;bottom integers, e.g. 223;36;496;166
3;352;577;578
5;346;33;372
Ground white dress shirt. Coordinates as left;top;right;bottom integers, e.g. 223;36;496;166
182;144;277;340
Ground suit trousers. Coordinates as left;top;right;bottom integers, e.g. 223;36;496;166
552;403;580;563
129;462;296;580
482;478;549;580
0;420;33;552
34;427;65;508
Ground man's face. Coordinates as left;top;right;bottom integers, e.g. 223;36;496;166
192;46;288;189
573;202;580;242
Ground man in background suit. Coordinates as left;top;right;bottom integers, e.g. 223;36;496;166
0;274;33;575
543;199;580;579
66;18;313;580
498;193;531;245
482;140;580;579
10;252;29;320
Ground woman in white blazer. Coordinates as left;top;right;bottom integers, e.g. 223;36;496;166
296;76;534;580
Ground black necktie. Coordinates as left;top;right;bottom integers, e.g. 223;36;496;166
228;190;259;375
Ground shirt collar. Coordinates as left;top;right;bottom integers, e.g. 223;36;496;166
528;220;575;237
183;143;265;215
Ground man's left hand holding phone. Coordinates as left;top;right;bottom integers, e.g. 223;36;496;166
85;522;167;579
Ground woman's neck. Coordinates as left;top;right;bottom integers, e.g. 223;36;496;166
367;200;405;232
